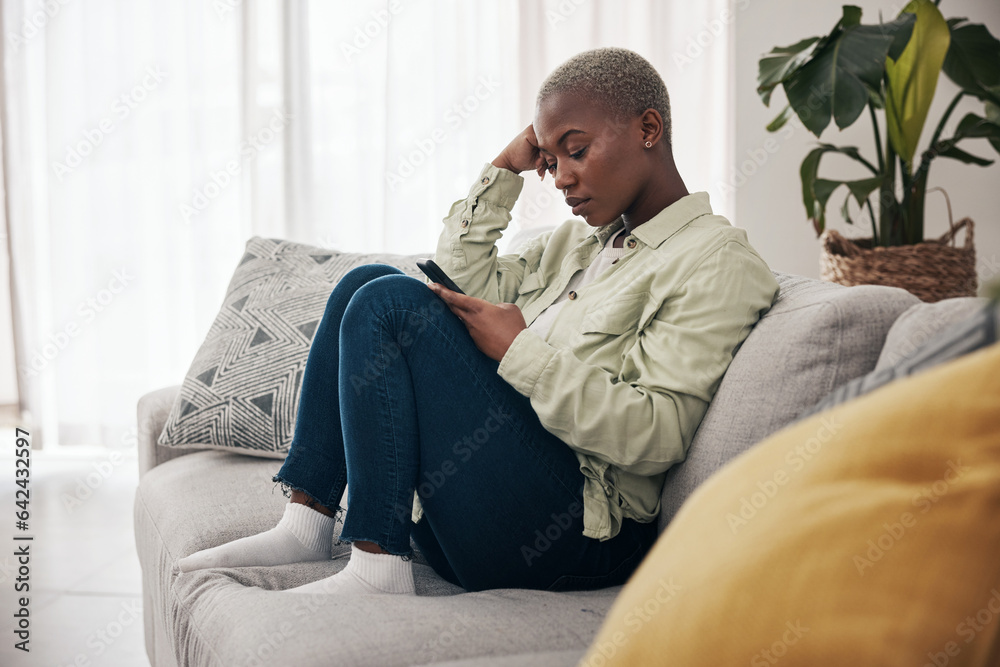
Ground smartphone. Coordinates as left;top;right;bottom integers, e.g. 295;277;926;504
416;259;466;295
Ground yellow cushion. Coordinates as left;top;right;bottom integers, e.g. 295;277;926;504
582;342;1000;667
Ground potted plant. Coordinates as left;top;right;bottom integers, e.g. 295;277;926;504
757;0;1000;301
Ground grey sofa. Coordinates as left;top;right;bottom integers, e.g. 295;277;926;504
134;266;986;667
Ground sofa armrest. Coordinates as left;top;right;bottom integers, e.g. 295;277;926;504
137;385;211;478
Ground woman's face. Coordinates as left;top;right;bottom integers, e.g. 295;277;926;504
533;90;649;228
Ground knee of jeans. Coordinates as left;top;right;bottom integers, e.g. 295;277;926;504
345;263;404;283
327;264;405;311
346;274;443;324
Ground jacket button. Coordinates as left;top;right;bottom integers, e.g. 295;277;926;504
626;238;637;249
611;258;619;264
481;176;490;185
460;219;470;228
568;291;577;300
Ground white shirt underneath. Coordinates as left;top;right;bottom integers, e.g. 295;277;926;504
527;227;628;341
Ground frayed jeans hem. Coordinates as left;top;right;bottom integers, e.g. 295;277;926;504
271;477;346;525
335;536;414;561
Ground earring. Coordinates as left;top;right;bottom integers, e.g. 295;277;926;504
644;141;652;148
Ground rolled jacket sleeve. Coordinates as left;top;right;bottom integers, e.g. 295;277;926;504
434;163;534;304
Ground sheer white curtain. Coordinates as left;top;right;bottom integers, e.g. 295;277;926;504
299;0;735;254
3;0;731;450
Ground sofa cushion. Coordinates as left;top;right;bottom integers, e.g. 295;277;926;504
157;237;423;459
798;298;995;420
584;341;1000;666
135;450;625;666
658;273;918;530
874;297;994;371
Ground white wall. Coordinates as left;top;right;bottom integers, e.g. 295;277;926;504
733;0;1000;291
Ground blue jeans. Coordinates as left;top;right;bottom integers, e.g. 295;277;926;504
273;264;658;592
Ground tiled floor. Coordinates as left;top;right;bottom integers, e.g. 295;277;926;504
0;431;150;667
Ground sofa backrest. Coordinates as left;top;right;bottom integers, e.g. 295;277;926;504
657;272;920;531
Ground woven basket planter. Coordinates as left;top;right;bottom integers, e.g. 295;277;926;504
819;217;977;302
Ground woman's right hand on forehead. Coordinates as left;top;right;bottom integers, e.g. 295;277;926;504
492;124;548;180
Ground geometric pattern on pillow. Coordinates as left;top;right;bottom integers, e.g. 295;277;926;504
157;236;423;458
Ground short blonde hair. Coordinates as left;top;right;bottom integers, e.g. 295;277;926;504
537;47;672;149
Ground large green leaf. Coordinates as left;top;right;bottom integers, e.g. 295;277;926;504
949;112;1000;142
757;37;822;107
942;20;1000;107
845;176;884;205
935;112;1000;161
766;105;795;132
935;143;994;166
783;11;916;137
839;176;883;224
885;0;951;167
886;12;917;61
800;144;881;234
987;101;1000;124
840;5;862;28
987;101;1000;154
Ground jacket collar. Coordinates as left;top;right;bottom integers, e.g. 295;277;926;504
590;192;715;249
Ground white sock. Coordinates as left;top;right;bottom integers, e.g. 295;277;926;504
177;502;335;572
284;544;415;595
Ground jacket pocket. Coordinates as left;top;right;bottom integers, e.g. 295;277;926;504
516;271;546;296
580;292;650;335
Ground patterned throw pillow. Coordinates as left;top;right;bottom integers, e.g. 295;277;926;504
157;236;424;458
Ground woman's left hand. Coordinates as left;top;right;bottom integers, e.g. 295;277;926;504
428;284;527;362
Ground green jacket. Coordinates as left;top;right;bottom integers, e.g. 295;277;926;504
417;162;779;540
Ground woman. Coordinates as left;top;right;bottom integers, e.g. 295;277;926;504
178;47;779;594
